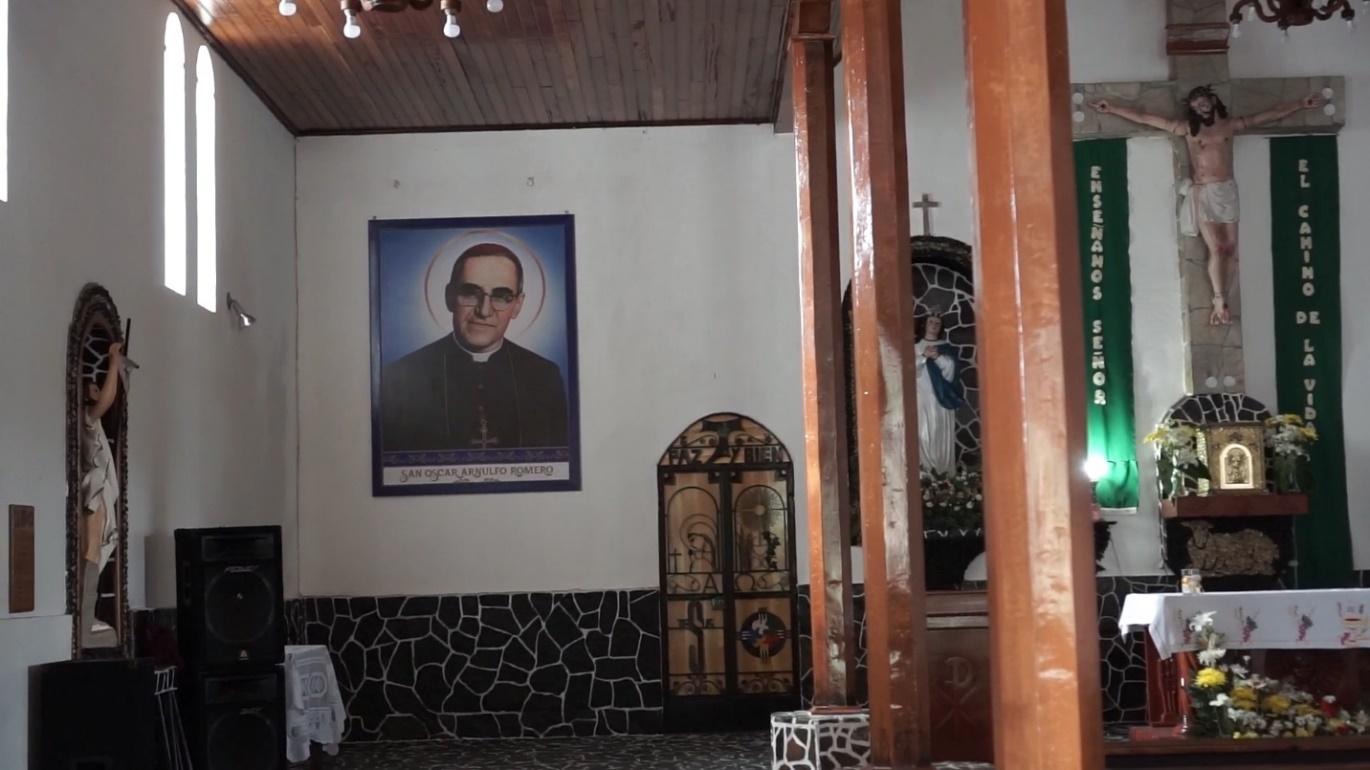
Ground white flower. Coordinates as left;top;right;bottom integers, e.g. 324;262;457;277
1189;611;1217;633
1210;693;1232;708
1198;647;1227;666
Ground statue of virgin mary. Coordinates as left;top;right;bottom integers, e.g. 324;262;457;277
914;313;965;474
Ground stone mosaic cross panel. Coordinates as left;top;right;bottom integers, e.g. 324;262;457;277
1070;0;1346;395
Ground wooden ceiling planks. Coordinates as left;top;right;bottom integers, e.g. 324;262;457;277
171;0;792;134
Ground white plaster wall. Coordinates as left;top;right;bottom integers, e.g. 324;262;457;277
1066;0;1169;84
295;126;802;597
0;0;297;756
1228;20;1370;569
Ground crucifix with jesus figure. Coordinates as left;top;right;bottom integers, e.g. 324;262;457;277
1071;0;1345;394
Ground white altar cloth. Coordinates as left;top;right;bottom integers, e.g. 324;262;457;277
1119;589;1370;660
285;644;348;763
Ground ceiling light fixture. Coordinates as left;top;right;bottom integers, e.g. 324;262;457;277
1228;0;1355;33
342;1;363;38
442;0;462;38
277;0;508;40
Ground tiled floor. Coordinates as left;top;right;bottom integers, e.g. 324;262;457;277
312;734;994;770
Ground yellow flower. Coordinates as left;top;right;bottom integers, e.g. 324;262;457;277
1144;426;1168;444
1295;704;1317;716
1295;728;1312;737
1262;694;1292;714
1194;667;1227;689
1232;686;1257;702
1232;699;1258;712
1301;426;1319;441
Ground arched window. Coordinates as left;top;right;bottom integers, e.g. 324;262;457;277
163;14;187;295
195;46;216;311
1;0;12;202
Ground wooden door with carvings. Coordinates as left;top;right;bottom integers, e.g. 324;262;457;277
658;414;800;731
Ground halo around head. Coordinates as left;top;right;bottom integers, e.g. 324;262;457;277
422;229;547;340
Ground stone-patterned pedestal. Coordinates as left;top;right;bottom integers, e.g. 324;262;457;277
771;709;870;770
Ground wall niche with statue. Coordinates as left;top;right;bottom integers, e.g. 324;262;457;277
66;284;132;657
843;236;984;588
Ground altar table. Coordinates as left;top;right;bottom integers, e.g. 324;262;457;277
1119;589;1370;659
1119;589;1370;730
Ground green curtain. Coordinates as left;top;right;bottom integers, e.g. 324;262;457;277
1270;136;1353;588
1074;139;1139;508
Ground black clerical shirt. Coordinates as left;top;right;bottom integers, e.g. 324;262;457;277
379;336;568;452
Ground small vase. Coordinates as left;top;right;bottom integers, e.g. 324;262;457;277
1171;468;1186;499
1273;458;1302;494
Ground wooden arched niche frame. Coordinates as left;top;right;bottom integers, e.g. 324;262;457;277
66;284;132;657
843;235;981;542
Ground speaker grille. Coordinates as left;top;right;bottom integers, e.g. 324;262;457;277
204;567;276;646
206;708;279;770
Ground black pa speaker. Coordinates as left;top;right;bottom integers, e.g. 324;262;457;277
175;526;285;668
29;658;157;770
183;668;286;770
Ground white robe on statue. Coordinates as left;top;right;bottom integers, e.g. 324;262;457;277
915;339;958;475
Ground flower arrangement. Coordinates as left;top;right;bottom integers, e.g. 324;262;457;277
919;468;983;532
1185;611;1370;739
1144;420;1209;498
1264;414;1318;493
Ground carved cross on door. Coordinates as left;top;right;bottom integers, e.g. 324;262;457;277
1070;0;1345;394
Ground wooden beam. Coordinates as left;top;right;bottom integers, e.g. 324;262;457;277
791;0;854;708
962;0;1105;768
840;0;930;766
777;0;836;134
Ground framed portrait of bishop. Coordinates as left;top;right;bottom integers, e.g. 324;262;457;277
370;214;581;495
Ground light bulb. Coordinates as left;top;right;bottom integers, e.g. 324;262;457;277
1231;21;1241;38
279;0;298;16
1246;5;1256;20
344;9;362;38
1084;456;1110;483
487;0;505;12
443;12;462;38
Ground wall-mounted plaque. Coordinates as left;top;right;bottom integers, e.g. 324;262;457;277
9;504;35;613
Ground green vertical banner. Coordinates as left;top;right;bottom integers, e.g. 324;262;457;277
1270;136;1352;588
1075;139;1139;508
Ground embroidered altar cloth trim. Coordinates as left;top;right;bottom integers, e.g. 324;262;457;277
1119;589;1370;660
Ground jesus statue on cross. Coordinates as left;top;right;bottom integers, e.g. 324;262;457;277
1091;87;1325;325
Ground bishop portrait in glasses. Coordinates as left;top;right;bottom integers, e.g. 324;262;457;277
380;243;569;452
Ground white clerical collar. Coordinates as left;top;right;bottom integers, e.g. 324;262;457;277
454;335;503;363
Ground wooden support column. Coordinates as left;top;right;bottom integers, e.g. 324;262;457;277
791;0;855;709
840;1;929;767
962;1;1105;768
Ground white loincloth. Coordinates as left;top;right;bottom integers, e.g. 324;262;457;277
1178;178;1240;237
